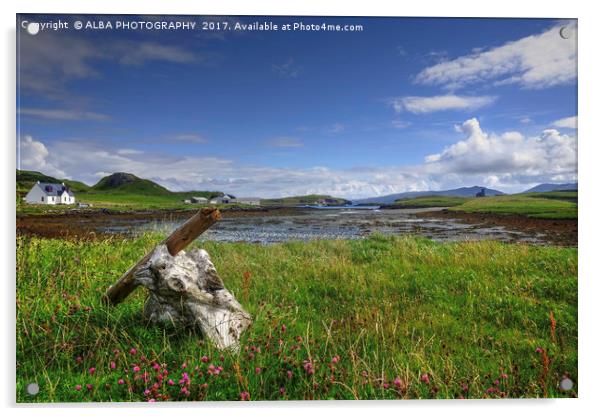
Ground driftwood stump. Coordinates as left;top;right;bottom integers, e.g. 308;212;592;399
102;208;251;350
133;244;252;350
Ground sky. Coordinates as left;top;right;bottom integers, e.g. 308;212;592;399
16;15;577;198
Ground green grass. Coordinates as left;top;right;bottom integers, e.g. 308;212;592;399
394;196;471;208
450;195;577;219
17;234;577;402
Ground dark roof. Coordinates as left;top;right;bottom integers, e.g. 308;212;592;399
36;182;74;197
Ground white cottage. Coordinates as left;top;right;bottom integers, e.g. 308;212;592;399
24;181;75;205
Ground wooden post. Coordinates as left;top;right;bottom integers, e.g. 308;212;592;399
102;207;221;306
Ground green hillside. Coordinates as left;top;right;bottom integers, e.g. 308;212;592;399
16;170;90;194
91;172;171;195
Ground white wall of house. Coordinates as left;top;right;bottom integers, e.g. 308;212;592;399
24;185;49;204
60;191;75;204
23;183;76;205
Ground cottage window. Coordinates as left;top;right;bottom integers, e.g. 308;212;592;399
41;196;44;201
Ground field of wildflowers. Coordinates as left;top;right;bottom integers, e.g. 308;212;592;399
16;234;577;401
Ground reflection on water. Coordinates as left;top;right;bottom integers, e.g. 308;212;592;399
100;207;547;245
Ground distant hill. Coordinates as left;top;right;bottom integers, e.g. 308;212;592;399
355;186;504;205
262;194;351;206
522;183;578;193
92;172;172;195
16;170;90;194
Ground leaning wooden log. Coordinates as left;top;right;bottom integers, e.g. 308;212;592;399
133;244;252;350
102;207;221;306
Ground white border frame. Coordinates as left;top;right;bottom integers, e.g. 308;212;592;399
3;1;600;415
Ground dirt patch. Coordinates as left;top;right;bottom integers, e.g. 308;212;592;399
417;209;577;247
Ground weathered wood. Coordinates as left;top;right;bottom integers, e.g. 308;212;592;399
102;207;221;305
133;244;252;350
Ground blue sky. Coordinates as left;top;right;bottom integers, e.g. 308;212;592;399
17;15;577;198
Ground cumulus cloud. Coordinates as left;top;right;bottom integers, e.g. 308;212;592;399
18;118;577;199
391;95;496;114
552;116;577;129
18;135;66;177
18;108;110;121
415;22;577;90
424;118;577;184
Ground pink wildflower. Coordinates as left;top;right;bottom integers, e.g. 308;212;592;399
110;361;116;370
86;384;93;391
75;384;82;391
88;367;96;375
255;367;262;375
331;355;340;364
118;379;125;385
132;366;141;373
420;373;430;384
240;391;250;401
129;348;137;355
393;377;402;388
201;356;209;363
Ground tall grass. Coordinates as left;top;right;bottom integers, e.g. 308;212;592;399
16;234;577;401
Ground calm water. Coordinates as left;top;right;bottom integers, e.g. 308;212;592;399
103;207;547;245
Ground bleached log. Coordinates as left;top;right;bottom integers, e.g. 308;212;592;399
103;207;221;305
133;244;251;350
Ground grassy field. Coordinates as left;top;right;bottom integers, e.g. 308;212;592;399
394;196;470;208
16;193;252;216
449;195;577;219
17;234;577;402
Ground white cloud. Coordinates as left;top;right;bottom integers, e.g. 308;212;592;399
18;135;66;177
424;118;577;184
18;32;199;99
18;119;577;199
391;95;496;114
18;108;110;121
415;22;577;90
552;116;577;129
